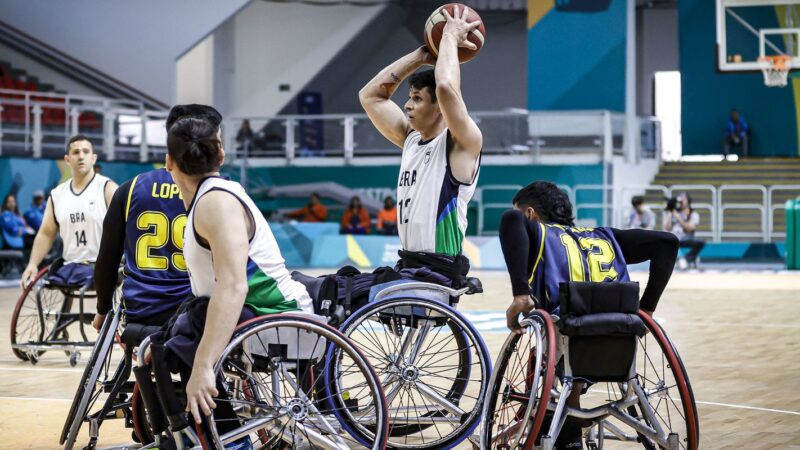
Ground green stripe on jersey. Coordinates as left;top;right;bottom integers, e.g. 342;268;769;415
245;268;300;315
434;209;463;256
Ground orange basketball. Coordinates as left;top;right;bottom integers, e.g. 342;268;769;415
423;3;486;63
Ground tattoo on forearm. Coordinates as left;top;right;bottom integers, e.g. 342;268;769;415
390;72;400;83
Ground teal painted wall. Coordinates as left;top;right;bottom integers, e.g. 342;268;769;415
528;1;626;111
1;157;604;234
679;0;798;156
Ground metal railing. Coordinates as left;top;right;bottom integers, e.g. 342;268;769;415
1;90;663;165
224;110;662;165
0;88;166;162
476;183;800;242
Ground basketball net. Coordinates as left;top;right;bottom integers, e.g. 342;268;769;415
758;55;792;88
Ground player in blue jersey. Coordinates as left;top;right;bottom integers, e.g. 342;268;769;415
92;105;222;330
498;181;679;449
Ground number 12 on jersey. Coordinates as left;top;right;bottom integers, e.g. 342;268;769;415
559;234;619;282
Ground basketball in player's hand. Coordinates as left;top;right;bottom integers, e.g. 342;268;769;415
424;3;485;63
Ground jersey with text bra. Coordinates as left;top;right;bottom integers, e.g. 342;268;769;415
50;173;111;263
398;129;479;256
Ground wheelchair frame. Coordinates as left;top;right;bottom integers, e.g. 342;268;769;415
481;309;699;450
135;312;391;450
335;280;492;450
10;265;97;366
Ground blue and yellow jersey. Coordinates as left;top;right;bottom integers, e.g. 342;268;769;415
122;169;191;318
529;223;630;313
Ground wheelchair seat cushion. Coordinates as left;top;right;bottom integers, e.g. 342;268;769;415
120;323;164;347
46;262;94;289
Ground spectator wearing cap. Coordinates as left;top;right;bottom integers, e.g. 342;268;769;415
24;190;46;232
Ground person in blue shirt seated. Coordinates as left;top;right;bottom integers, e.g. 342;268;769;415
23;190;46;232
2;194;34;250
724;109;749;158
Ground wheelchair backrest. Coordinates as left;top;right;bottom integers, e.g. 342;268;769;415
557;281;647;382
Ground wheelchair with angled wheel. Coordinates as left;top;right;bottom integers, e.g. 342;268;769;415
135;310;391;450
11;262;98;366
326;276;492;450
481;281;699;450
59;293;166;450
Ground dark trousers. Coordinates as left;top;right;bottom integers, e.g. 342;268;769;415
723;134;749;157
679;238;705;263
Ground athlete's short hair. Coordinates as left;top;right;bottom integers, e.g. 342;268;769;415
166;104;222;130
66;134;93;153
513;181;575;227
409;70;437;103
631;195;645;207
167;116;223;175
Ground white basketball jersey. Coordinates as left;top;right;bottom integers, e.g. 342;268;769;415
398;129;479;256
50;174;111;264
184;177;313;315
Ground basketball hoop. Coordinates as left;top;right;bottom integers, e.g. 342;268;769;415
758;55;793;87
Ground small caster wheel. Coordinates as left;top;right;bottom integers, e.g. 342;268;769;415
27;353;39;365
70;352;80;367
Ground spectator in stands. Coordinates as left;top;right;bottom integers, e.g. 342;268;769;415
341;195;370;235
723;109;749;158
626;195;655;230
236;119;254;151
376;196;398;235
23;190;46;232
1;194;33;250
663;192;705;269
286;192;328;222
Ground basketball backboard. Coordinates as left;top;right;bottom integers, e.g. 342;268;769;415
716;0;800;72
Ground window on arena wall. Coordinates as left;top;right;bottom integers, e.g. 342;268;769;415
655;71;682;161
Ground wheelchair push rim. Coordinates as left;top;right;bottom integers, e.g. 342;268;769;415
481;309;556;450
337;296;492;450
199;313;390;450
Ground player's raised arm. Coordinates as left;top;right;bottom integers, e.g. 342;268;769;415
435;5;483;182
359;47;435;148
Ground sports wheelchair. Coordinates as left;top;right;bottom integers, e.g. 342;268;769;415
326;277;492;450
59;297;162;450
11;262;98;366
481;282;699;450
134;311;391;450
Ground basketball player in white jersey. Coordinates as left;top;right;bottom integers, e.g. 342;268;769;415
164;114;313;424
359;6;482;258
20;135;117;289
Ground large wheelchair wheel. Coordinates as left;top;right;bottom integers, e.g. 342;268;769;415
10;266;56;361
60;308;124;450
335;297;491;450
198;313;390;450
481;310;556;450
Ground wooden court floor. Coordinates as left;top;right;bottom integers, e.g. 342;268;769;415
0;269;798;449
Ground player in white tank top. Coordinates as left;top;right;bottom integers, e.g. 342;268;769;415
21;136;117;288
398;129;478;255
360;6;482;256
49;172;111;263
183;176;313;314
166;113;312;422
